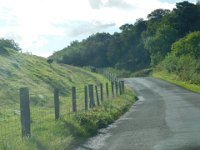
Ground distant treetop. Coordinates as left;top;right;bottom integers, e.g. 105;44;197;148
0;38;21;52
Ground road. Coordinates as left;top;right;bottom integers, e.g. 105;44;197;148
76;77;200;150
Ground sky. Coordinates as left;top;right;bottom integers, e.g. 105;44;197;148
0;0;196;57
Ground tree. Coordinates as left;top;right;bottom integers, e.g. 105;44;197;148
119;24;134;31
161;31;200;84
172;31;200;59
144;25;178;65
147;9;170;21
169;1;200;36
0;38;21;51
143;9;169;38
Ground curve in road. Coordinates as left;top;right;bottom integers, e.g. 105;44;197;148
77;77;200;150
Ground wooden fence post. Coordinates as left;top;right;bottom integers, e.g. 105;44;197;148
112;75;114;82
115;81;118;96
115;76;117;82
109;73;112;81
111;81;114;97
111;74;114;82
121;81;125;94
95;85;100;106
100;83;103;101
108;72;110;81
72;87;77;112
20;87;31;138
119;81;122;95
106;82;109;98
54;89;60;120
89;84;95;108
106;72;109;80
84;86;88;111
110;73;112;81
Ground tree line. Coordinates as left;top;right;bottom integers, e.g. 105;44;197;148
51;1;200;73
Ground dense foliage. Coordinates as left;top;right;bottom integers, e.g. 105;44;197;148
161;31;200;84
51;1;200;73
0;38;21;54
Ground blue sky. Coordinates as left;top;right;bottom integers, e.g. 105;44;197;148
0;0;196;57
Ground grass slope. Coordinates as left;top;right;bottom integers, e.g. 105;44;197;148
0;49;136;150
0;49;106;104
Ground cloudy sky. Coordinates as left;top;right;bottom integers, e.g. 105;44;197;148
0;0;196;57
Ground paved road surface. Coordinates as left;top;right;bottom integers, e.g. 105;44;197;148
77;77;200;150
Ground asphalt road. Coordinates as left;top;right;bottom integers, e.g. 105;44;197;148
76;77;200;150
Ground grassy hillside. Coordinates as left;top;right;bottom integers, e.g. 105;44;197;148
0;48;106;104
0;48;136;150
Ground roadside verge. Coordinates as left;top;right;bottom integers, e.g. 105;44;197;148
66;87;136;150
153;71;200;94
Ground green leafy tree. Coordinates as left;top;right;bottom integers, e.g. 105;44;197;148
172;31;200;59
0;38;21;52
147;9;170;21
107;19;150;71
167;1;200;36
161;31;200;84
52;33;112;67
144;25;178;65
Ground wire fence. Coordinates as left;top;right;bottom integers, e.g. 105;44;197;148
0;70;125;148
0;92;21;147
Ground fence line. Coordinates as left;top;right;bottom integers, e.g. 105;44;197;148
0;69;125;144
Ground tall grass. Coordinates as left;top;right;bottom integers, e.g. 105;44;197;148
0;87;136;150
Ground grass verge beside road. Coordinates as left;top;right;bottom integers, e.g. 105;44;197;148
67;87;136;149
153;71;200;94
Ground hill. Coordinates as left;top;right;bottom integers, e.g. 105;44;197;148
0;48;105;105
0;48;106;149
0;48;136;150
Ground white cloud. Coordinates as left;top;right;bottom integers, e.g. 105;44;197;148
0;0;192;57
66;20;116;37
89;0;134;10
